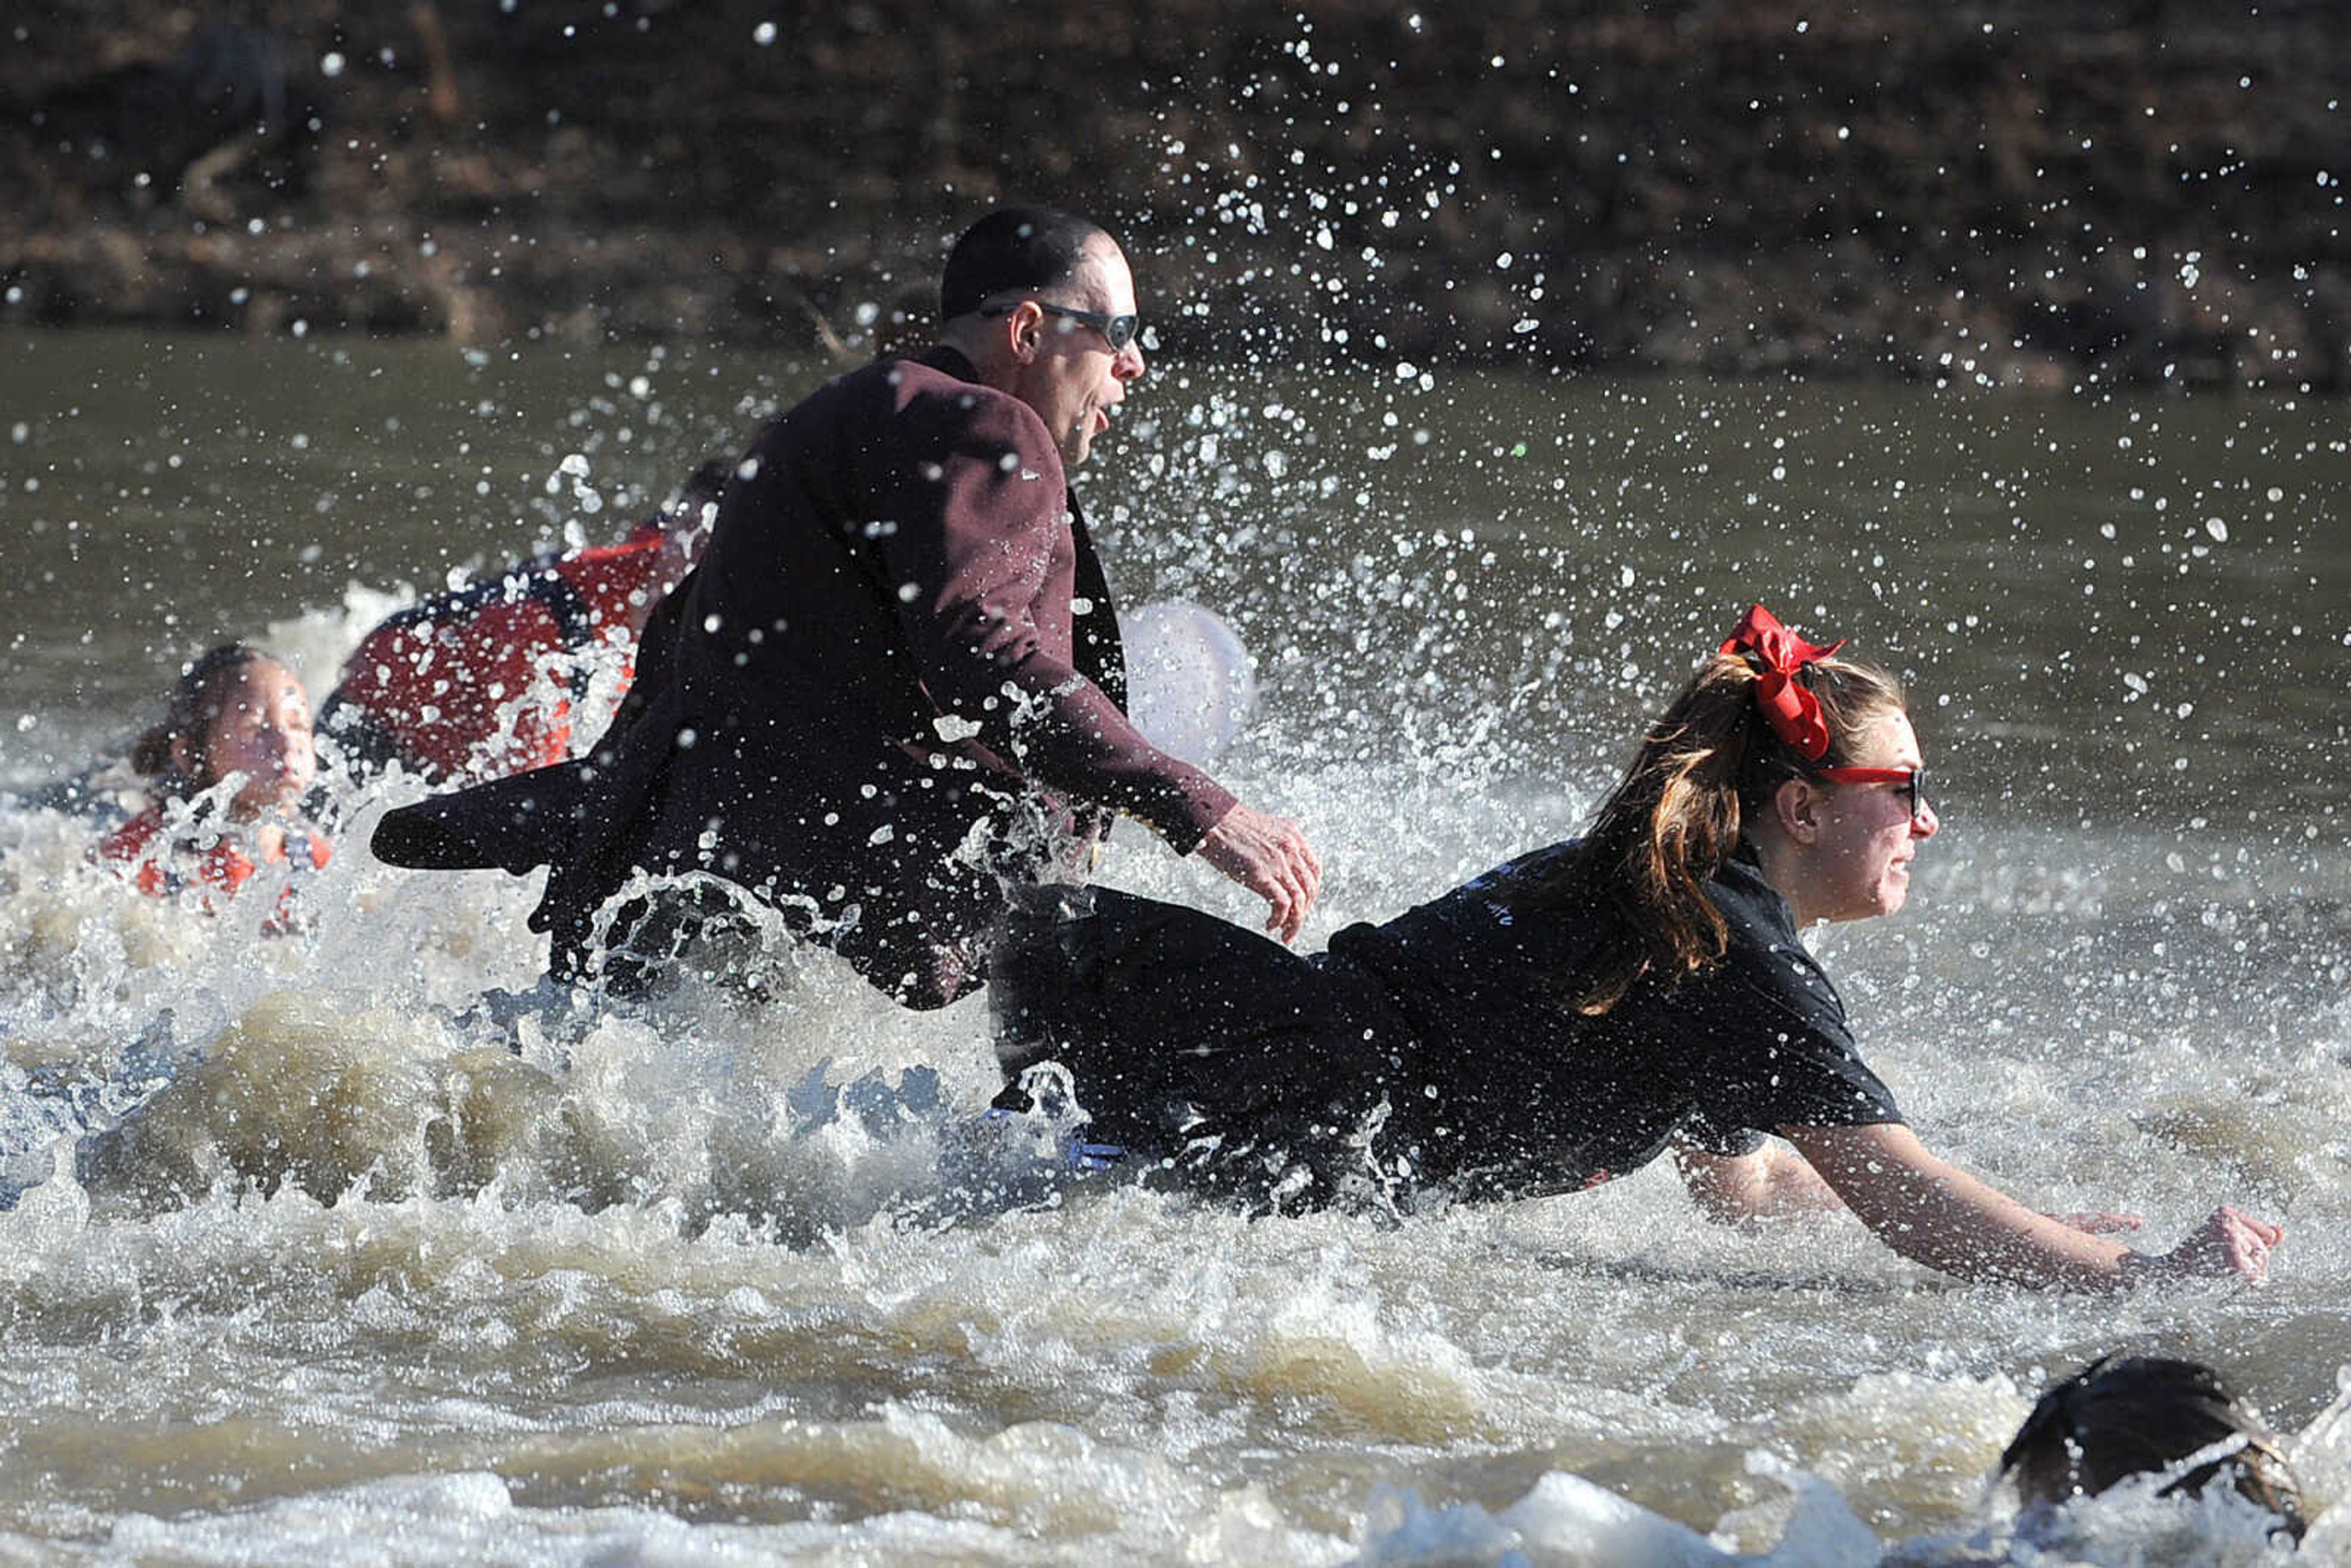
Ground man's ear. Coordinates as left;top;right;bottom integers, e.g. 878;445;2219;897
1772;776;1821;845
1003;301;1044;364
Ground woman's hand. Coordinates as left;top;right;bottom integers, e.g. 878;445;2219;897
2127;1205;2282;1285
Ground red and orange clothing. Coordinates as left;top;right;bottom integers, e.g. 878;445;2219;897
320;533;666;784
98;806;332;904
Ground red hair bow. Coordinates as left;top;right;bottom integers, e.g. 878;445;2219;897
1720;604;1845;760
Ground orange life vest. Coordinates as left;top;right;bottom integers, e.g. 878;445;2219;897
98;806;332;914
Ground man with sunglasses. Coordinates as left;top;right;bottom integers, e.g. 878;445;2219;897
378;206;1319;1011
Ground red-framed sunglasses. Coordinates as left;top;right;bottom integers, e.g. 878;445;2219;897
1817;765;1932;826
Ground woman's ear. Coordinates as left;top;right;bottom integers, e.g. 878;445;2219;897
1772;776;1821;846
169;731;198;782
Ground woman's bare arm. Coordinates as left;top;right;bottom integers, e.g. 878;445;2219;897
1778;1122;2278;1289
1671;1139;1845;1225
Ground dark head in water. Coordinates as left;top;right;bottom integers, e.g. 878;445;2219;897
2000;1355;2306;1544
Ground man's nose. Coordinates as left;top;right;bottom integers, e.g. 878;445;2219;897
1912;799;1939;838
1114;340;1146;380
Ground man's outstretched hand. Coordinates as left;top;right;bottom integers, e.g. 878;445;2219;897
1197;803;1322;943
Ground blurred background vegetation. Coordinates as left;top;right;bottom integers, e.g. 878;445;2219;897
4;0;2344;387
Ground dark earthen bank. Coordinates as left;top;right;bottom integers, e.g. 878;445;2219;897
4;1;2344;388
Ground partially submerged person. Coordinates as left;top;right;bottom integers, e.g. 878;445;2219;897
97;643;329;904
374;207;1319;1008
987;606;2280;1289
2000;1356;2306;1542
1352;1353;2311;1564
318;459;729;784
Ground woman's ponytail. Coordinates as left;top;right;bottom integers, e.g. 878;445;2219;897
1534;612;1905;1013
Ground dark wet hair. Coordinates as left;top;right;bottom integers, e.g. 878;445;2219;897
2001;1356;2306;1542
673;456;731;514
1524;642;1906;1014
939;206;1104;323
637;456;732;540
130;642;274;792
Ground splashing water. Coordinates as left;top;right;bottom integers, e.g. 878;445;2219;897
0;331;2346;1563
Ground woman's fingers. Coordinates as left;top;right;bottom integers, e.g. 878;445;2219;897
2208;1205;2280;1281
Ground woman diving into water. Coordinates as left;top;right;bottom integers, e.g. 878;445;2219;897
987;606;2279;1288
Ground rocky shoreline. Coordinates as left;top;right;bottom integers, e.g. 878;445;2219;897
4;1;2344;389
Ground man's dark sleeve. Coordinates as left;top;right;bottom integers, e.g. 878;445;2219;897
863;384;1236;852
370;759;591;872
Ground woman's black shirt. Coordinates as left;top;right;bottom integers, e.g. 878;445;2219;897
1323;841;1905;1201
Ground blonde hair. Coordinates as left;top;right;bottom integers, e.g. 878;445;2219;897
1547;647;1906;1014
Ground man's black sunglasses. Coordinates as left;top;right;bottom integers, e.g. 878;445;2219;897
979;301;1139;353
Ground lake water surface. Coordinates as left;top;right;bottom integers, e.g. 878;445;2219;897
1;328;2347;1565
